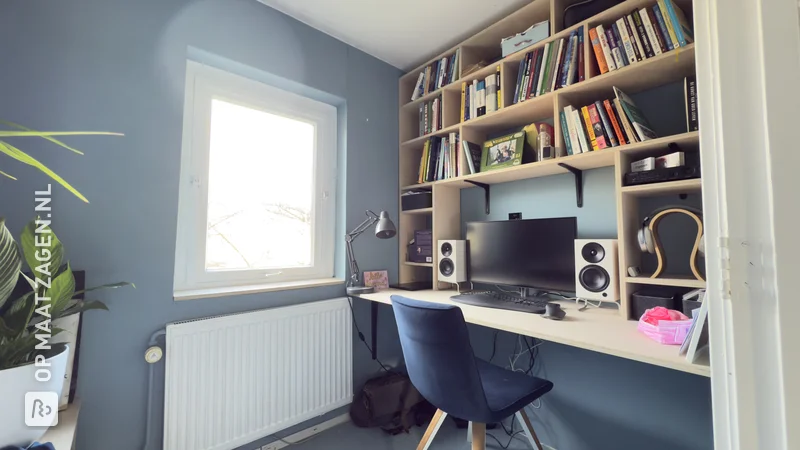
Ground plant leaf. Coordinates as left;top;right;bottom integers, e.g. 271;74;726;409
47;264;76;316
0;333;39;370
0;131;123;137
0;219;22;310
0;291;35;339
20;218;63;285
0;121;86;155
0;141;88;202
58;300;109;318
73;281;135;297
0;169;17;180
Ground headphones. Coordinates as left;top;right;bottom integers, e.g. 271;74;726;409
637;206;705;281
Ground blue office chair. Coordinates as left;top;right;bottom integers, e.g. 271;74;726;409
391;295;553;450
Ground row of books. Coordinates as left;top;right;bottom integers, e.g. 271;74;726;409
460;66;501;122
512;26;585;105
590;0;693;75
559;86;656;155
418;96;442;137
417;133;462;183
411;49;461;101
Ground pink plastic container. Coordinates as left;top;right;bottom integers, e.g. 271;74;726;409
637;317;694;345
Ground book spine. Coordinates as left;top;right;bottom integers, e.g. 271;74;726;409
566;35;580;86
578;27;585;82
670;0;694;45
625;15;644;61
486;75;497;113
595;100;618;147
664;0;686;46
464;86;470;121
616;18;637;65
657;0;681;48
610;100;630;144
550;39;566;92
572;108;590;153
418;140;427;183
614;98;638;143
520;52;531;103
530;48;544;98
646;7;668;53
471;80;477;120
496;65;503;109
587;104;608;149
559;32;575;88
559;111;573;155
513;57;525;105
686;76;698;131
596;25;617;71
589;27;610;74
611;23;628;67
564;106;579;154
640;8;663;55
606;26;626;69
632;11;655;58
411;72;423;101
603;99;626;145
460;82;466;122
524;51;536;100
439;57;447;89
537;43;552;96
581;106;598;150
652;4;674;51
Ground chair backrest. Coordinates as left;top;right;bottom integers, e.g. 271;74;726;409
390;295;489;418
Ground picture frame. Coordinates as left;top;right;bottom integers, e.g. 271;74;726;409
363;270;389;291
480;130;527;172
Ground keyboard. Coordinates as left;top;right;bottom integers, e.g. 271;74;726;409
450;291;551;314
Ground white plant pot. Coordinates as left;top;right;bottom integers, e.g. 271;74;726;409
0;343;69;447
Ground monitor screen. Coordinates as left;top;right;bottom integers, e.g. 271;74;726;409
466;217;577;292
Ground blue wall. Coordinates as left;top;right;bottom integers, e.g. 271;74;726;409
0;0;400;448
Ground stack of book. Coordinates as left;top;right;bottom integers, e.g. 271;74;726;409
461;66;501;122
512;26;584;105
589;0;693;75
417;132;462;183
559;86;656;155
411;49;461;101
418;96;442;137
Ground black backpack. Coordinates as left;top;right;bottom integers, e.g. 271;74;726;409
350;372;435;435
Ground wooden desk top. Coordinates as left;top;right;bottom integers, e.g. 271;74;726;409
360;290;710;377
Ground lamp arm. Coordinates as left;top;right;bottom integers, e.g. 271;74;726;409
345;210;380;287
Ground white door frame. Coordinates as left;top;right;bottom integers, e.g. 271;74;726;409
695;0;800;449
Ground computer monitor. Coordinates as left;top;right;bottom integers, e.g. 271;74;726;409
466;217;577;292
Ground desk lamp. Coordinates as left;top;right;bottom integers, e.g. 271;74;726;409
346;210;396;295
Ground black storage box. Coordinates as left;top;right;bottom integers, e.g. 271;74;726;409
630;288;682;320
683;299;703;316
401;191;432;211
407;230;433;263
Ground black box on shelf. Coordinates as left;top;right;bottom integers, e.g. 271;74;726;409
683;299;703;316
631;287;682;320
401;191;433;211
408;230;433;263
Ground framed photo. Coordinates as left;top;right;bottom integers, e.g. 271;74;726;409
363;270;389;291
480;130;526;172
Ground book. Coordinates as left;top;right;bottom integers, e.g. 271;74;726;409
587;104;609;149
477;80;486;117
595;101;618;147
632;10;655;58
530;47;544;98
549;39;566;92
625;14;645;61
460;82;466;122
652;4;674;51
657;0;681;49
685;76;698;131
614;86;657;141
411;72;425;101
614;97;638;143
564;106;582;154
571;107;591;153
471;80;478;119
486;75;498;113
589;27;610;74
581;106;598;150
559;32;575;88
480;130;526;172
565;35;580;86
496;65;503;109
513;57;525;104
603;99;627;146
418;140;429;183
559;111;573;155
519;52;532;103
646;7;668;53
596;25;618;71
538;42;554;96
640;8;663;56
464;84;471;121
606;24;627;69
462;140;482;174
577;26;585;82
616;18;637;65
437;57;447;89
664;0;694;47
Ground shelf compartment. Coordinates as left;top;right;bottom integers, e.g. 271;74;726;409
621;178;702;196
625;275;706;289
401;207;433;215
617;131;699;157
401;123;461;148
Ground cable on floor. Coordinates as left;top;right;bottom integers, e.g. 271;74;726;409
487;430;526;449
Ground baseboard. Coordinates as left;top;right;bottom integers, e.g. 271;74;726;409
260;413;350;450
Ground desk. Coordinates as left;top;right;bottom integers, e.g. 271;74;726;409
41;401;80;449
360;289;710;377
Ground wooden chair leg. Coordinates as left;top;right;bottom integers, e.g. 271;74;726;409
467;421;472;443
471;422;486;450
516;410;544;450
417;409;448;450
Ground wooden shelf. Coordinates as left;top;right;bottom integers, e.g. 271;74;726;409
621;178;702;196
402;87;453;111
625;276;706;289
401;207;433;215
401;181;434;190
618;131;699;156
401;123;460;148
404;261;433;268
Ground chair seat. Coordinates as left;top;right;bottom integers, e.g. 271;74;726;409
474;359;553;423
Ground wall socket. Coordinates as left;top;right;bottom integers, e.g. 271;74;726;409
509;212;522;220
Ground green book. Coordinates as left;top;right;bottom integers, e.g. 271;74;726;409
539;42;555;96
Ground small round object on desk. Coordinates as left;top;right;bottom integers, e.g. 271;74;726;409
541;303;566;321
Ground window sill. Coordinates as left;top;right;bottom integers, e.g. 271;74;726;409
173;278;346;301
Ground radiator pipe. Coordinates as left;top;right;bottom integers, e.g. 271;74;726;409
143;328;166;450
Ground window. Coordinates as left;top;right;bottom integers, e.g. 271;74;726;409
174;61;338;297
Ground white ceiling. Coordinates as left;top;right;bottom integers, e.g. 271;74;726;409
258;0;530;70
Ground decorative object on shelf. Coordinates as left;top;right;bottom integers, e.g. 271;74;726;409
637;206;705;281
401;190;432;211
480;130;527;172
407;230;433;264
0;219;133;446
363;271;389;292
501;19;550;57
637;306;692;345
346;210;396;296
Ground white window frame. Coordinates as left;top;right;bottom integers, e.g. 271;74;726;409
173;61;338;298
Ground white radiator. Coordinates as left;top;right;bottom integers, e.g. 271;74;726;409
163;298;353;450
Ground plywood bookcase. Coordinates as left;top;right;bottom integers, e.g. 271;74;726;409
398;0;702;320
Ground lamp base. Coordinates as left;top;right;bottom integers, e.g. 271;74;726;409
346;285;376;296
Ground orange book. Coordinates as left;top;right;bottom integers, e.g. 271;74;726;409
581;106;598;150
603;99;626;145
589;27;609;74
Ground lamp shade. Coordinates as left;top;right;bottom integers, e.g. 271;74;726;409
375;211;396;239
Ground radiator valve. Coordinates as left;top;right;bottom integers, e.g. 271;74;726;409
145;346;163;364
